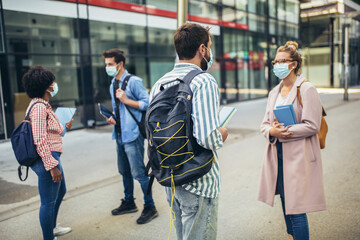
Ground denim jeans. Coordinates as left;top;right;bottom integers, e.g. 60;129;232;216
30;152;66;240
116;133;154;206
276;141;309;240
165;186;218;240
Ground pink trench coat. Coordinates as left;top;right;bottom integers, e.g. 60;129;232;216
257;74;326;215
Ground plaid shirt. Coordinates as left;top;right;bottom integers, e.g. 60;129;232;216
26;98;64;171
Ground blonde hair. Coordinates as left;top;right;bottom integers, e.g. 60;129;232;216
277;41;302;75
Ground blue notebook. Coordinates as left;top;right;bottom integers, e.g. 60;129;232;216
54;107;76;136
273;104;297;127
98;103;115;119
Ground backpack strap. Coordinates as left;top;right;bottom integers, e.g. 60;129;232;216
18;166;29;181
25;102;47;120
297;80;327;117
121;74;132;91
182;69;204;85
120;74;145;136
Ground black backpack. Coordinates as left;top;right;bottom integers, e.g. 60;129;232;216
11;102;47;181
145;69;214;191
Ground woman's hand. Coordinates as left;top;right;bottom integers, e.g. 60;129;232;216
50;167;63;183
269;118;293;139
106;116;116;125
65;119;73;130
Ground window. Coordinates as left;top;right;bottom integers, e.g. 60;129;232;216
278;21;286;36
149;57;174;86
148;27;175;57
222;0;235;7
286;23;299;38
286;0;299;24
147;0;177;12
4;10;79;54
89;20;147;56
223;8;236;22
236;0;247;11
8;55;83;128
236;10;247;25
269;0;277;18
248;13;257;31
189;1;218;20
256;0;266;15
0;11;4;53
278;0;286;21
269;19;277;35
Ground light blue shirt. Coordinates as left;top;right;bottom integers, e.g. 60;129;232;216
110;70;149;143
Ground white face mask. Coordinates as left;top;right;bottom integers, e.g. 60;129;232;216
106;64;119;77
273;63;293;79
48;83;58;97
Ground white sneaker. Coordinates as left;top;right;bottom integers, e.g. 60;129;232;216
53;223;72;236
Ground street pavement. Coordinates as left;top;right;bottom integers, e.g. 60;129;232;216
0;90;359;240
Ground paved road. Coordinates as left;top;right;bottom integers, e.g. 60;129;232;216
0;92;359;239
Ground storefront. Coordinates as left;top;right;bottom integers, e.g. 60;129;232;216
0;0;300;140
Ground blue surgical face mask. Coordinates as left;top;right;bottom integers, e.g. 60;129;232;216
273;63;292;79
106;64;119;77
203;47;213;71
49;83;58;97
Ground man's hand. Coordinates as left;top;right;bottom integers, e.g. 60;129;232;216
50;167;62;183
269;118;293;139
219;127;228;142
106;116;116;125
116;89;127;103
65;119;73;130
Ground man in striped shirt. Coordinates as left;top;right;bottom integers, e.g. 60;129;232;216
149;23;228;240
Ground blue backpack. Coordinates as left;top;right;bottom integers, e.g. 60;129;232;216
145;69;214;191
11;102;47;181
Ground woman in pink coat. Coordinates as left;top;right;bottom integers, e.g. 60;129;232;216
258;41;326;240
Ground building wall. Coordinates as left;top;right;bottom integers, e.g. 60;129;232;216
0;0;300;139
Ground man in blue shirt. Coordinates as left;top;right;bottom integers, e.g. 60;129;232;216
102;49;158;224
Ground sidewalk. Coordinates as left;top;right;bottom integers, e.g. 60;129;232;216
0;92;359;239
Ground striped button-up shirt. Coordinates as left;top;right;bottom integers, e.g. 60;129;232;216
149;63;223;198
26;98;64;171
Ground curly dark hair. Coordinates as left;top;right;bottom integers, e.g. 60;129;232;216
22;66;55;98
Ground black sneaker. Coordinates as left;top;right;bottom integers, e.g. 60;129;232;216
136;205;159;224
111;199;138;216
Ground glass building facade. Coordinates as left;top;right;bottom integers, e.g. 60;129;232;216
300;0;360;88
0;0;300;140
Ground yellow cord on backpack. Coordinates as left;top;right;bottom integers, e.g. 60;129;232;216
168;172;176;240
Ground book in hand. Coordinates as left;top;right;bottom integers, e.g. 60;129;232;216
98;103;115;119
219;106;237;127
273;104;297;127
54;107;76;137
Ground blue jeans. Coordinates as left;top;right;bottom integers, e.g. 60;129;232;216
30;152;66;240
116;133;154;206
276;141;309;240
165;187;218;240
